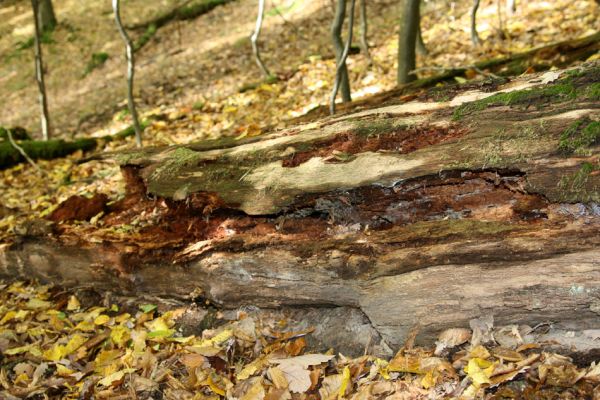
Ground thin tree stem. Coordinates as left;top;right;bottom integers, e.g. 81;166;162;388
31;0;51;141
113;0;143;148
330;0;356;115
251;0;271;77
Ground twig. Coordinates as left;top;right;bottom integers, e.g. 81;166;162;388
6;130;42;174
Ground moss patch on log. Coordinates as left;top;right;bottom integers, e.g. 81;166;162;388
559;118;600;156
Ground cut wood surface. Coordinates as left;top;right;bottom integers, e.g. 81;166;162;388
1;62;599;350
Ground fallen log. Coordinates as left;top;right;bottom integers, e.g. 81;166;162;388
1;62;599;351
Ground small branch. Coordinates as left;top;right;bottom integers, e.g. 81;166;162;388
330;0;356;115
6;130;42;174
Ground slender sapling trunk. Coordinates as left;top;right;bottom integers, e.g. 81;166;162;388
112;0;143;148
330;0;356;115
470;0;481;45
251;0;270;77
31;0;51;141
358;0;371;62
331;0;351;103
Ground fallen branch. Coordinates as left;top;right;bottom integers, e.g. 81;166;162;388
6;129;42;174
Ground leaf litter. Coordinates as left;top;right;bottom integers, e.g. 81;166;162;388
1;280;600;399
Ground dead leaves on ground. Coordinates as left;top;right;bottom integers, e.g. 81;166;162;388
1;281;600;399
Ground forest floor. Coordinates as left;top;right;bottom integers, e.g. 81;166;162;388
1;0;600;398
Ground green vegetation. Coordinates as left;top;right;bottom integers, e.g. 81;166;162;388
83;52;109;76
134;23;157;51
15;30;55;50
559;118;600;155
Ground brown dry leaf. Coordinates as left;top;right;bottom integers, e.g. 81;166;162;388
435;328;471;355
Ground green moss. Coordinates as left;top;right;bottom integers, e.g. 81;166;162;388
559;118;600;156
453;82;577;120
586;83;600;100
150;147;203;181
83;52;109;76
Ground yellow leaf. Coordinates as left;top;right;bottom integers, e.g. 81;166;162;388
13;372;30;385
56;364;76;377
67;296;81;311
26;298;51;310
195;329;233;348
94;315;110;325
74;320;95;332
5;345;33;355
207;374;226;396
0;311;16;325
43;334;87;361
465;358;493;387
240;377;265;400
110;325;131;347
338;366;351;399
421;371;436;389
97;368;136;387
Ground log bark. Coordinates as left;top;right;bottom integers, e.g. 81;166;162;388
2;63;600;351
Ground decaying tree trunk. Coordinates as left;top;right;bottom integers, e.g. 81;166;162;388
2;63;600;351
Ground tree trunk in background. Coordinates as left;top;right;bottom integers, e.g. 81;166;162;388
397;0;419;84
37;0;57;32
31;0;51;140
331;0;351;102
